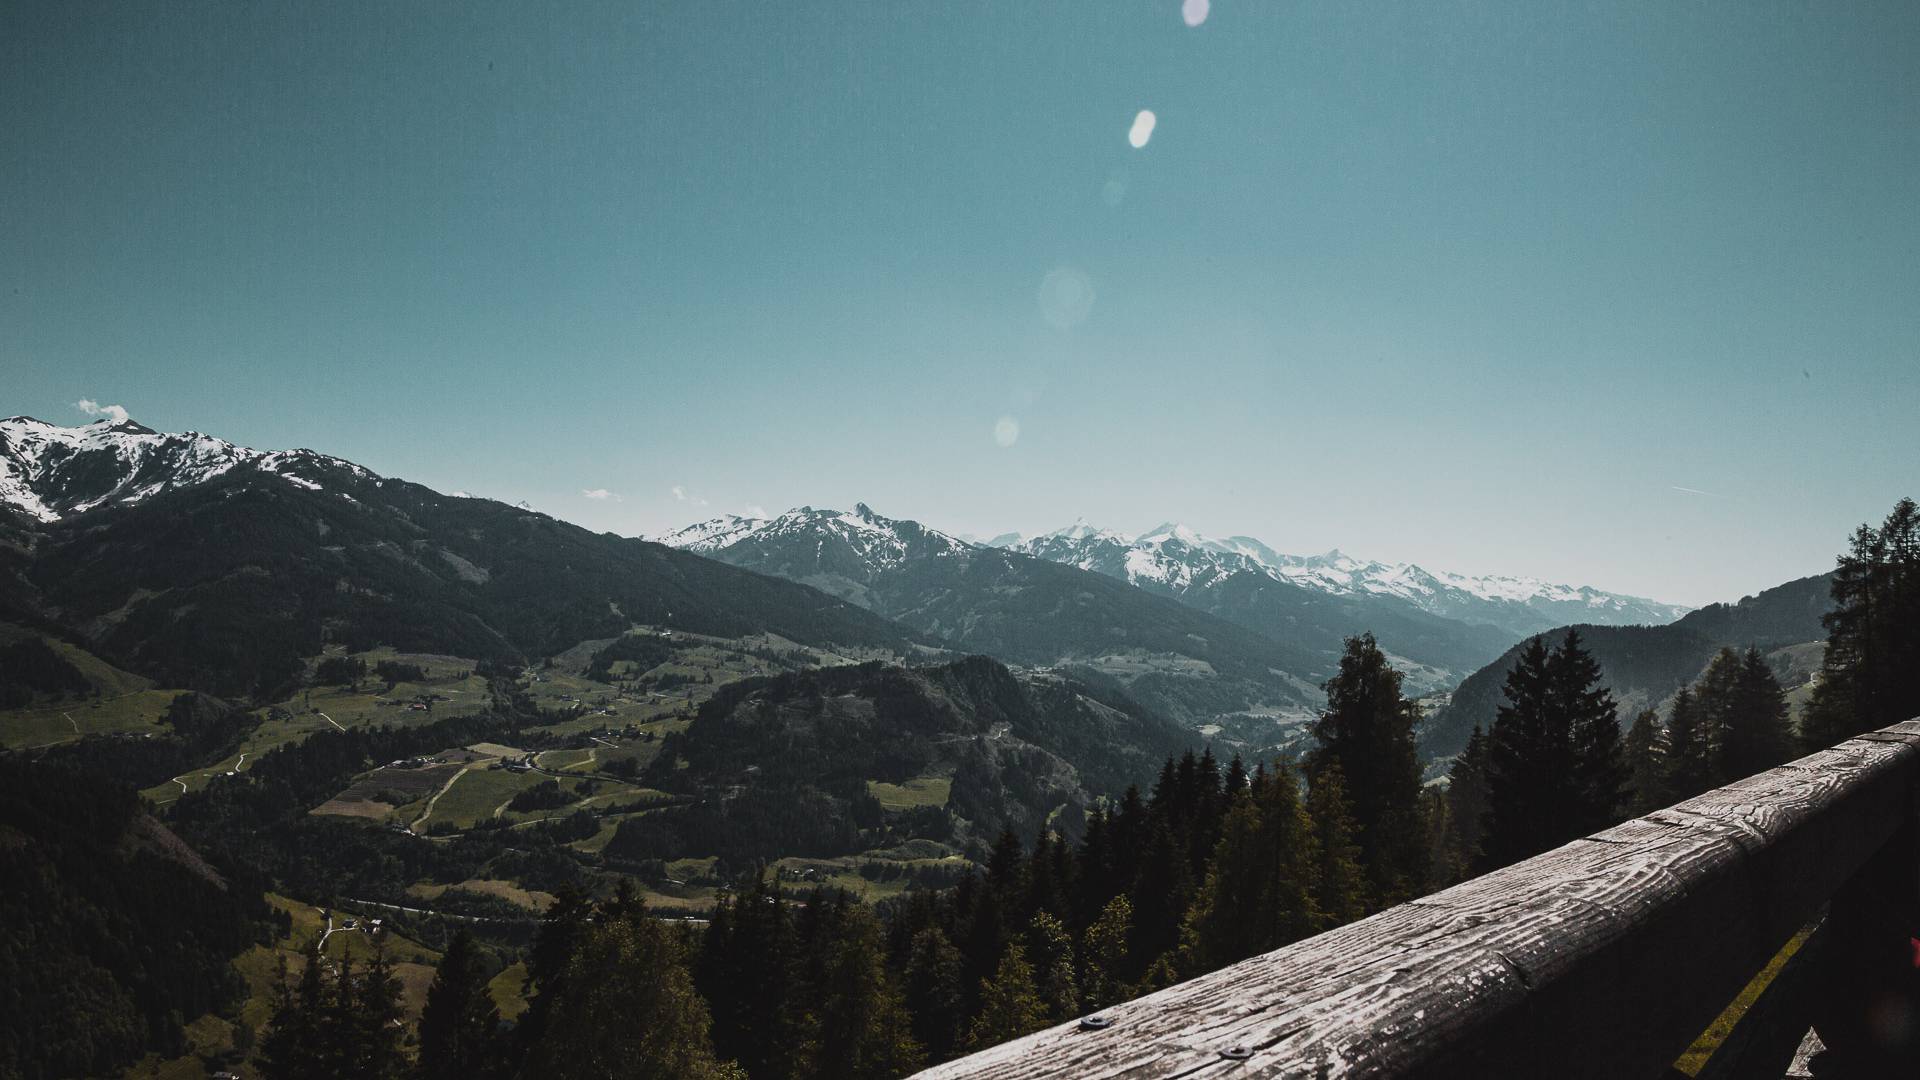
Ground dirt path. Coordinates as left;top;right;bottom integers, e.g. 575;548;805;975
62;712;78;734
409;764;472;834
317;711;346;732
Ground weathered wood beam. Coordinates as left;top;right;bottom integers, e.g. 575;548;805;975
919;721;1920;1080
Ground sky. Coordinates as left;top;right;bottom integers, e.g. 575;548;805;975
5;1;1918;607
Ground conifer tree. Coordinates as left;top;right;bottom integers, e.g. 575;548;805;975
522;919;741;1080
1722;648;1795;781
349;946;405;1080
1556;629;1627;836
1310;634;1429;902
1482;636;1559;868
902;928;965;1064
1179;764;1319;972
1444;725;1491;873
699;873;793;1079
1024;911;1080;1022
418;930;498;1080
1305;763;1369;928
1079;895;1133;1012
966;945;1047;1051
792;908;924;1080
1483;631;1625;866
258;948;327;1080
1803;498;1920;749
1125;818;1193;978
1663;686;1712;802
1621;708;1667;815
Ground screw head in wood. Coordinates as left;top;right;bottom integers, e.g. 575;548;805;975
1078;1015;1114;1031
1220;1046;1253;1061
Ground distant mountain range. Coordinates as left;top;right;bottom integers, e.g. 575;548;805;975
663;512;1690;641
4;415;1759;767
994;520;1691;639
1418;572;1834;762
652;504;1697;744
0;417;922;699
659;503;1330;733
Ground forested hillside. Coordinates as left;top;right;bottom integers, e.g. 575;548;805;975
1420;573;1833;760
0;757;272;1080
0;450;923;700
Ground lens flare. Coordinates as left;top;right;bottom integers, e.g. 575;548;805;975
1037;267;1096;329
1182;0;1210;27
1128;109;1157;149
993;416;1020;448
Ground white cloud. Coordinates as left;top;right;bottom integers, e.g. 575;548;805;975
75;399;130;423
743;504;769;519
671;485;709;507
582;488;621;501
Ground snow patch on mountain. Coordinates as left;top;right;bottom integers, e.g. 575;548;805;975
0;415;373;521
1006;520;1691;630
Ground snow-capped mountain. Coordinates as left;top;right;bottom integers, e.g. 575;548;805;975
654;503;1335;727
992;521;1689;638
0;415;369;522
654;503;974;567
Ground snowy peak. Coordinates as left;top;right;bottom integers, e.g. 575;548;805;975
651;513;770;553
654;503;974;572
1009;519;1691;634
0;415;372;521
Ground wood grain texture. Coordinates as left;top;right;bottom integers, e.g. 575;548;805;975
919;721;1920;1080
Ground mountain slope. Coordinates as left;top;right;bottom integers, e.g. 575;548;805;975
623;655;1196;859
659;505;1331;728
1003;520;1690;641
1419;573;1834;760
0;418;925;700
1008;523;1525;692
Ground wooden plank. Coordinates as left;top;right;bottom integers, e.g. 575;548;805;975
919;721;1920;1080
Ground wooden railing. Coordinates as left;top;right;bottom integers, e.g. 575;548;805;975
921;720;1920;1079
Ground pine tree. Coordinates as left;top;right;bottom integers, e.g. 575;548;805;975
1305;763;1369;929
1664;686;1712;801
1621;709;1666;815
701;873;793;1079
418;930;498;1080
1483;631;1626;866
1078;895;1133;1012
1444;725;1491;873
1022;911;1079;1023
1722;648;1795;781
902;928;965;1064
350;946;405;1080
521;919;742;1080
258;949;325;1080
1309;634;1429;903
1483;636;1561;868
792;908;924;1080
1125;818;1193;978
1179;763;1320;972
966;945;1047;1051
1556;629;1627;836
1803;498;1920;749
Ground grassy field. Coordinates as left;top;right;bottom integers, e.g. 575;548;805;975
420;765;557;829
312;760;468;823
409;878;556;913
867;776;952;809
0;688;187;749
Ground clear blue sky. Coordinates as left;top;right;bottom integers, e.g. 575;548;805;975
6;2;1917;606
